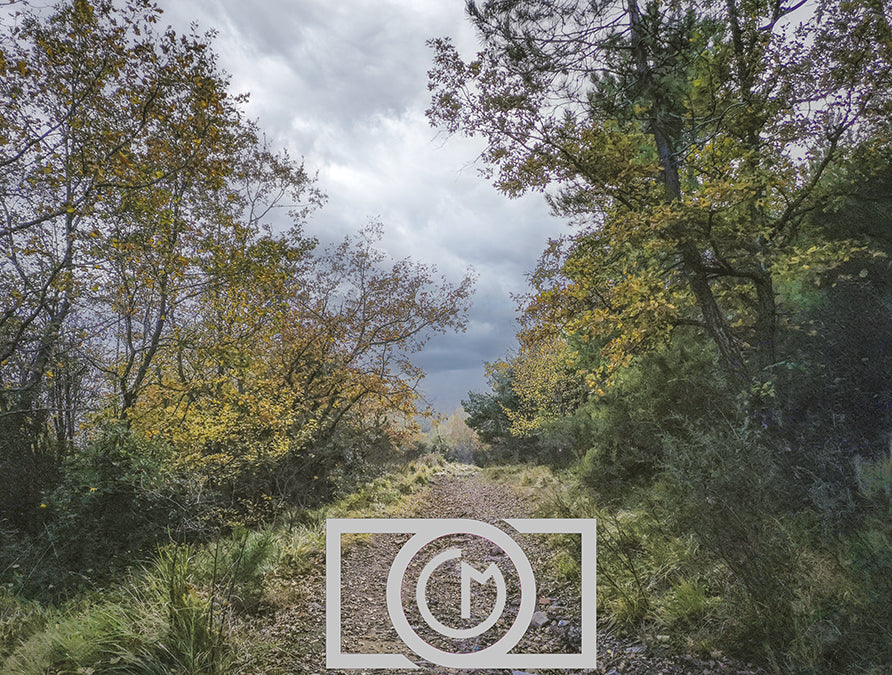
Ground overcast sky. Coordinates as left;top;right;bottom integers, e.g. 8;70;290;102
160;0;562;414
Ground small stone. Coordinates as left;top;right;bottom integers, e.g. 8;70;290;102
529;610;550;628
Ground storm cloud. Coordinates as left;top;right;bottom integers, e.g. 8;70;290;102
161;0;562;411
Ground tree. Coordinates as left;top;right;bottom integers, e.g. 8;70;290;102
428;0;892;390
277;225;474;451
462;360;518;445
127;224;474;502
430;4;892;664
0;0;323;522
495;330;583;434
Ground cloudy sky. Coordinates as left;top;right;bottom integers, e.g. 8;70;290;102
160;0;562;413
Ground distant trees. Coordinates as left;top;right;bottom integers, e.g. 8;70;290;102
462;361;517;445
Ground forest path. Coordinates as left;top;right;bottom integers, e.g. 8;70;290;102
236;465;761;675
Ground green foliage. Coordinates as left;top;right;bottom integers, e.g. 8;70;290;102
773;186;892;477
0;592;50;665
5;572;166;673
544;477;721;634
537;411;892;670
145;546;231;673
657;580;716;629
462;389;513;445
3;542;244;674
658;422;800;655
0;423;281;612
856;447;892;511
21;427;209;595
465;345;592;466
576;334;736;497
187;529;276;614
0;402;60;532
1;457;441;673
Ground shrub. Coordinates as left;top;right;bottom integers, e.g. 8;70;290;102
659;421;798;654
1;537;274;674
577;335;736;500
33;426;212;593
0;592;49;664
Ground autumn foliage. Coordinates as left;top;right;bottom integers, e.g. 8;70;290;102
0;0;473;533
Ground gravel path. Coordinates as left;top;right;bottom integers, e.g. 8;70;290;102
237;465;763;674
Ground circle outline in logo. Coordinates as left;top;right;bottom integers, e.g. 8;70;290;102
385;519;536;668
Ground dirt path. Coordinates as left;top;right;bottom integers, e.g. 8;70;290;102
237;466;762;674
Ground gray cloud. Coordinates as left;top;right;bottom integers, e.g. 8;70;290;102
160;0;564;412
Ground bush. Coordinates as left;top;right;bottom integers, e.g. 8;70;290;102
0;425;215;598
658;421;799;657
0;591;50;664
3;546;234;674
583;417;891;671
577;335;737;499
188;528;276;614
0;408;60;533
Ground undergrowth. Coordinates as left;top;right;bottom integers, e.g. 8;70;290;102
528;457;892;674
1;454;446;673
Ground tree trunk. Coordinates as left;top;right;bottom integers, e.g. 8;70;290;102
628;0;750;384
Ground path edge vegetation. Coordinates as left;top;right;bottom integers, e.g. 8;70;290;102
433;0;891;672
1;453;450;673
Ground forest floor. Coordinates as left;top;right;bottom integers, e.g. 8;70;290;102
233;464;764;674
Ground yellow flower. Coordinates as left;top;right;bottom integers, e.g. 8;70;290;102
40;503;47;508
90;487;98;493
